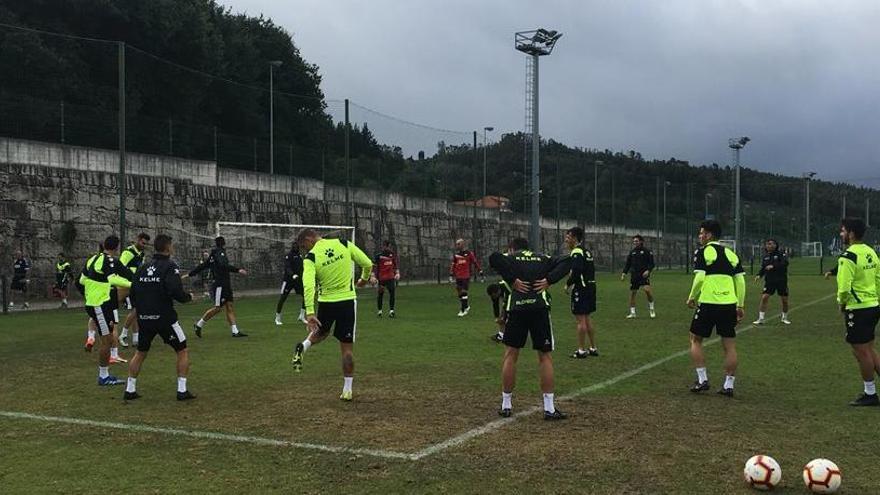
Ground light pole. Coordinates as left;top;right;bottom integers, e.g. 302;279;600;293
482;126;494;197
705;193;712;219
593;160;602;226
743;203;750;247
662;179;670;264
769;210;775;238
268;60;283;175
516;28;562;248
729;136;750;254
804;171;817;244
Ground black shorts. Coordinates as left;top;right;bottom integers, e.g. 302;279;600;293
503;309;554;352
571;285;597;315
316;300;357;343
844;307;880;345
137;318;188;352
10;278;27;292
85;301;116;336
280;278;304;296
762;279;789;297
630;276;650;291
456;278;470;291
212;283;234;306
690;303;737;339
378;279;396;291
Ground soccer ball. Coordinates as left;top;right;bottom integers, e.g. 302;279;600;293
803;458;841;493
743;455;781;490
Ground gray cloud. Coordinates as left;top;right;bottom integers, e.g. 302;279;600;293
227;0;880;185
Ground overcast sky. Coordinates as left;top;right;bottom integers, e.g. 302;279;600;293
228;0;879;186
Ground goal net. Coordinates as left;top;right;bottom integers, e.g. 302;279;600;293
717;239;736;253
800;241;822;257
164;222;356;297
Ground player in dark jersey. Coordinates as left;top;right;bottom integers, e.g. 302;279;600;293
753;239;791;325
621;235;656;318
486;281;510;342
687;220;746;397
184;236;249;338
125;234;196;401
275;243;306;326
449;238;483;317
490;237;571;420
53;253;73;308
565;227;599;358
372;240;400;318
119;232;150;347
9;250;31;310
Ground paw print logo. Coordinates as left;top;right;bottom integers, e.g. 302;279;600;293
848;321;855;328
324;248;335;258
146;266;156;276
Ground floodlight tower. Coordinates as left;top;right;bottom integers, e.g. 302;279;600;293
516;28;562;249
729;136;750;254
804;171;817;243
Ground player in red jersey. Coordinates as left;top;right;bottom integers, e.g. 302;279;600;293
449;238;482;317
371;240;400;318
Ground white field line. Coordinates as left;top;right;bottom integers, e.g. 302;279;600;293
409;293;836;460
0;411;414;461
0;294;835;462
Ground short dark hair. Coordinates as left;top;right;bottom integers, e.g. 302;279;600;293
841;217;867;240
766;238;778;247
137;232;151;242
700;220;722;238
296;228;317;246
633;234;644;242
566;227;584;243
215;236;226;248
154;234;173;253
509;237;529;251
103;235;120;251
383;240;392;247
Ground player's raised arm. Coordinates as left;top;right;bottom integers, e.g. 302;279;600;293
107;256;133;288
546;254;573;285
165;263;193;304
489;251;515;285
188;254;212;277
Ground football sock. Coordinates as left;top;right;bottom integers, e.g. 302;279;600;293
864;380;876;396
275;312;282;320
542;393;555;413
110;347;119;359
460;296;468;311
498;332;504;338
132;332;139;346
298;308;305;320
578;348;586;353
231;324;239;335
301;339;312;352
98;366;109;379
696;367;708;383
629;306;636;315
196;319;206;328
781;312;788;319
178;377;187;393
126;377;137;393
648;302;655;310
724;375;736;390
87;329;96;340
62;298;68;305
343;376;353;393
377;292;384;310
501;392;512;410
120;327;129;339
758;311;766;320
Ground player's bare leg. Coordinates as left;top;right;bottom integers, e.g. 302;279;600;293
376;284;385;316
644;286;656;318
718;338;737;396
780;296;791;324
292;324;330;372
573;314;597;357
194;305;222;338
225;302;245;337
120;310;139;347
109;329;126;364
689;334;709;392
339;342;354;401
538;351;563;419
849;342;880;406
754;294;771;324
627;290;637;318
499;346;520;416
84;318;97;351
96;328;123;386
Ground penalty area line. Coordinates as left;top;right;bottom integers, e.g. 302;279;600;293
0;410;415;461
410;293;835;460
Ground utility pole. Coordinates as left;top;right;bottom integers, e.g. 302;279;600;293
345;98;351;222
804;172;817;244
117;41;126;242
729;136;750;255
268;60;282;175
593;160;601;226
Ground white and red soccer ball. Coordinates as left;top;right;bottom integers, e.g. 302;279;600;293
803;458;841;493
743;455;782;490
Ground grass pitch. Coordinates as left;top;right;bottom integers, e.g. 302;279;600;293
0;267;875;494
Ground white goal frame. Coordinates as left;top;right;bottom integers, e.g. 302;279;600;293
215;222;356;246
800;241;822;258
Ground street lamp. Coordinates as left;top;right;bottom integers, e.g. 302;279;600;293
482;126;494;197
729;136;750;254
269;60;283;175
516;28;562;248
804;171;817;244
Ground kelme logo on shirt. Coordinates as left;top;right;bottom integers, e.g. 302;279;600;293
325;248;335;258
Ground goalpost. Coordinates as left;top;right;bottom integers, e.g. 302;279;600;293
800;241;822;258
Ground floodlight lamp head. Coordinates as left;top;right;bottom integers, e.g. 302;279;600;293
515;28;562;56
269;60;283;67
485;126;494;132
728;136;750;149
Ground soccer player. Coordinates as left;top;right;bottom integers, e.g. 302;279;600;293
125;234;195;401
489;237;571;420
53;253;72;308
275;242;306;325
449;238;482;317
835;218;880;406
621;235;656;318
185;236;248;338
565;227;598;358
9;250;31;310
291;229;373;401
80;235;133;386
486;281;510;342
686;220;745;397
753;239;791;325
373;240;400;318
119;232;150;347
